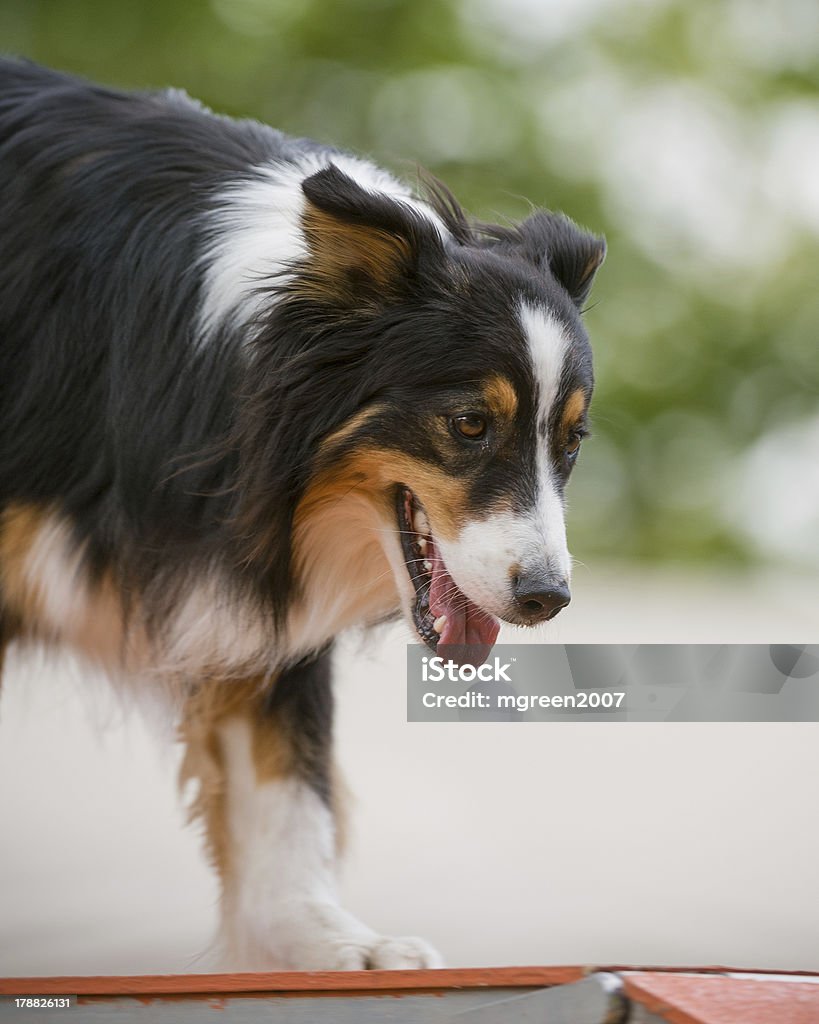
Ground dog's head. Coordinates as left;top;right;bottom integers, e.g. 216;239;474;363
264;165;604;663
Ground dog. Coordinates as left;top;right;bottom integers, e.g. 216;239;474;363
0;60;604;970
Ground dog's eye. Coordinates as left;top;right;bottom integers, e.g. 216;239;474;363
566;432;583;463
451;413;487;441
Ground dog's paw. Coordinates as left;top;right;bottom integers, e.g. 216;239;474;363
330;934;444;971
276;901;444;970
223;899;443;971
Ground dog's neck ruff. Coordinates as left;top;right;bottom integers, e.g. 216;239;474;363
196;153;447;347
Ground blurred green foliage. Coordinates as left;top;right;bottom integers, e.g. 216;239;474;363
2;0;818;567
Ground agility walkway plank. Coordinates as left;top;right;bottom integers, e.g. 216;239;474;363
2;966;817;1022
623;971;819;1024
0;965;583;996
0;967;620;1023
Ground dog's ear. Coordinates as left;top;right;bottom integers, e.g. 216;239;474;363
515;212;606;309
299;165;438;309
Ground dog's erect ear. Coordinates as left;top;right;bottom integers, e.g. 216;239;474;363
299;165;438;309
516;212;606;309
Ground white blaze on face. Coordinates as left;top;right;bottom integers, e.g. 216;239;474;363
519;299;572;580
433;300;572;620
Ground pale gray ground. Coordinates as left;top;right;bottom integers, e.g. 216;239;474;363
0;563;817;976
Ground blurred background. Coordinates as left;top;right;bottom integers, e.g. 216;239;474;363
1;0;818;978
1;0;817;573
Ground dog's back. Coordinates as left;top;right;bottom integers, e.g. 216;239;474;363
0;59;445;676
0;59;272;524
0;61;291;669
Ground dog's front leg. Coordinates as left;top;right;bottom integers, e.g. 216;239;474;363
180;649;441;971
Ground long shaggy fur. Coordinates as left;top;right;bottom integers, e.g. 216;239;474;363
0;59;605;972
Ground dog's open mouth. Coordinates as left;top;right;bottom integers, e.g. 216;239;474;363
397;487;500;664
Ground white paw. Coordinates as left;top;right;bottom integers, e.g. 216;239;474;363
330;934;444;971
367;935;444;969
222;899;443;971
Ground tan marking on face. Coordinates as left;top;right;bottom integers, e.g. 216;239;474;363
482;374;518;420
560;387;587;435
297;446;470;548
287;461;397;654
289;450;407;649
300;204;412;306
318;403;386;456
369;451;471;542
285;446;471;652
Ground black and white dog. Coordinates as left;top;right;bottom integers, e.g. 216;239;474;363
0;60;604;970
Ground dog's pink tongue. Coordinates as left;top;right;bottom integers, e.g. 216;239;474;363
428;540;500;666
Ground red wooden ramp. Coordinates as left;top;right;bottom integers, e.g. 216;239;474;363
1;966;818;1022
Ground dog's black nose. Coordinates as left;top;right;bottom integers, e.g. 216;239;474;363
513;573;571;624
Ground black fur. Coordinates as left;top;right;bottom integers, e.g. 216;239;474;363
0;59;604;660
0;59;328;632
262;645;335;804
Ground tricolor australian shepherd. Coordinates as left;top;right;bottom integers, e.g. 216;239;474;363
0;60;604;970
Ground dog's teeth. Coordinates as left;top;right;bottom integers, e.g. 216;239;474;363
423;559;432;572
417;536;427;553
413;510;430;536
433;615;447;634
